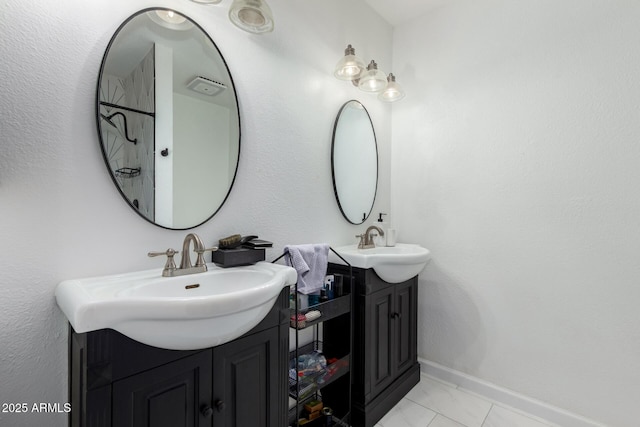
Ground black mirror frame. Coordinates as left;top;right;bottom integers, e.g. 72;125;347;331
331;99;379;225
96;8;241;230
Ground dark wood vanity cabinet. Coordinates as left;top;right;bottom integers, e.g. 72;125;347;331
112;351;213;427
365;280;417;400
211;326;282;427
328;264;420;427
70;289;289;427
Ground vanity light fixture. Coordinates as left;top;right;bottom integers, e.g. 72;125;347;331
334;44;366;80
357;60;388;93
334;44;406;102
228;0;274;33
378;73;406;102
189;0;275;34
155;10;186;23
148;9;194;30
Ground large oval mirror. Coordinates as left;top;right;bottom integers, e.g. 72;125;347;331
331;100;378;224
97;8;240;229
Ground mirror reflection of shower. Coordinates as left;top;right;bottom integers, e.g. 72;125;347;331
97;9;241;230
99;46;156;221
100;112;138;144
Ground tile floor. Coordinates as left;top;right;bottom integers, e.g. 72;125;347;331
374;374;557;427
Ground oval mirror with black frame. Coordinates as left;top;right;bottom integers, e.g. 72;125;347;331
97;8;240;229
331;100;378;224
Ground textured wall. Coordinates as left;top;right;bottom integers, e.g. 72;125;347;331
0;1;392;425
391;1;640;426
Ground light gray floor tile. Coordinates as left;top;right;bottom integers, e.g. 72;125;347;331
482;405;553;427
428;414;468;427
405;376;492;427
377;398;437;427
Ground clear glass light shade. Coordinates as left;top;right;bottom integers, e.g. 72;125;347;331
358;60;387;93
378;73;406;102
229;0;275;34
148;10;194;31
334;45;365;80
155;10;187;24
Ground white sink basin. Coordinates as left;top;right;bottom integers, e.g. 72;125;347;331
55;262;296;350
330;243;431;283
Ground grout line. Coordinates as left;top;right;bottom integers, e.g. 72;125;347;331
410;375;491;427
458;387;562;427
435;413;472;427
480;404;494;427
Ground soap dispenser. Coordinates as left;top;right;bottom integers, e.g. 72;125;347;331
375;213;388;246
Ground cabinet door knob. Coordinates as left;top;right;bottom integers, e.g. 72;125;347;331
391;312;401;319
215;400;226;412
200;405;213;418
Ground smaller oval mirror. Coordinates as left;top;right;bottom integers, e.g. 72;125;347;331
331;100;378;224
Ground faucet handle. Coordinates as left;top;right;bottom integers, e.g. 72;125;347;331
148;248;178;258
148;248;178;276
355;234;366;249
195;246;218;267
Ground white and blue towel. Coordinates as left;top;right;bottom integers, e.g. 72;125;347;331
284;243;330;295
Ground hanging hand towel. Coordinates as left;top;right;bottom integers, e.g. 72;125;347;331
284;243;330;295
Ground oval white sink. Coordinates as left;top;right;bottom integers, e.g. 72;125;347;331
116;269;275;299
330;243;431;283
55;262;297;350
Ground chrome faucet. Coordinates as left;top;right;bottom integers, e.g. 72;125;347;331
356;225;385;249
148;233;218;277
180;233;206;270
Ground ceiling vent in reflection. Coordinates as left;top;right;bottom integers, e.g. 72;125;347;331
187;76;226;96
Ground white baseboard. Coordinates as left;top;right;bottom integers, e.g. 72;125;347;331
418;358;608;427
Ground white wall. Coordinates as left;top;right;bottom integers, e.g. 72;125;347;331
173;93;230;228
156;42;175;226
0;1;392;425
392;1;640;426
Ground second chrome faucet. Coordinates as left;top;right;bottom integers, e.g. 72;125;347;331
149;233;218;277
356;225;385;249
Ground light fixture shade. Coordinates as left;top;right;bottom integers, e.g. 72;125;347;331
378;73;406;102
229;0;274;34
334;44;365;80
358;60;387;93
190;0;222;3
147;10;194;31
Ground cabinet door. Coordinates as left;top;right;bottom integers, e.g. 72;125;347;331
212;327;281;427
366;286;396;399
393;281;417;376
112;351;212;427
